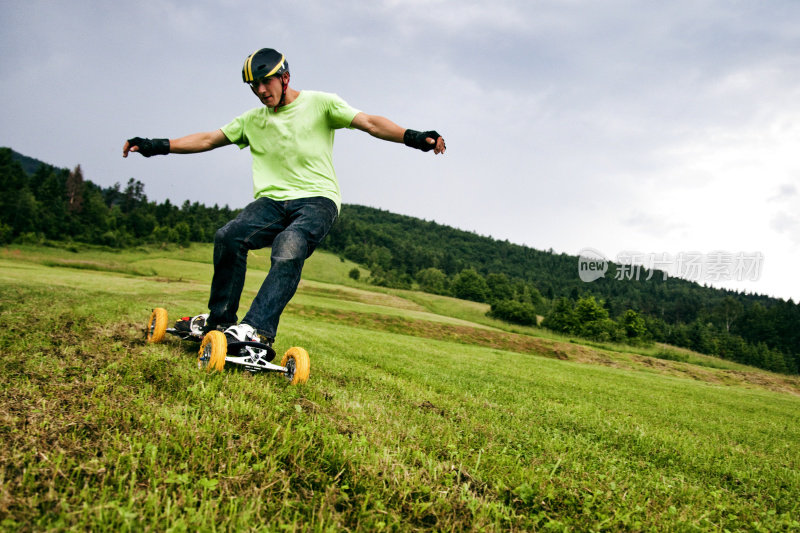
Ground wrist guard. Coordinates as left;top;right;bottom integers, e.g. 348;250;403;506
127;137;170;157
403;129;440;152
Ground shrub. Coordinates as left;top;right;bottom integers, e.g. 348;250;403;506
542;297;578;333
416;267;448;295
488;299;537;326
0;223;12;244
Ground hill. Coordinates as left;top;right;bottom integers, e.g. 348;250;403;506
8;149;45;175
1;146;797;374
324;204;799;373
1;243;798;530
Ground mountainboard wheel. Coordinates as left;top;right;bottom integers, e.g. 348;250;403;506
280;347;310;385
198;330;227;372
146;308;168;343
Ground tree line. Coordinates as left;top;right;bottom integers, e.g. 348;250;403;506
0;148;235;248
2;147;797;374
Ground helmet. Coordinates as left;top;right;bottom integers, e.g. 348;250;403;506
242;48;289;83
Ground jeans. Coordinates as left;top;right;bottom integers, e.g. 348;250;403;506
207;196;338;340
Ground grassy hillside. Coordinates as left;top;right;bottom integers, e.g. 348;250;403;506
1;243;799;531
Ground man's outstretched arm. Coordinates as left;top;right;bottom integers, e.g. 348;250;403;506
350;112;446;154
123;129;231;157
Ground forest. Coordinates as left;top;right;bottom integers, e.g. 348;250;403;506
2;147;797;374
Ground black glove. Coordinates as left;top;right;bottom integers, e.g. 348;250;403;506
403;129;442;152
127;137;170;157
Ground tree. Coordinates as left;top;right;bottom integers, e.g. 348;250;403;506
542;297;578;334
0;149;29;225
76;187;109;239
573;296;622;342
66;164;84;213
522;283;545;309
416;267;448;295
486;273;514;302
32;166;69;239
687;320;716;354
451;268;490;302
174;222;191;247
574;295;609;324
121;178;147;213
621;309;647;342
714;295;742;333
367;246;392;271
13;189;39;236
128;210;157;238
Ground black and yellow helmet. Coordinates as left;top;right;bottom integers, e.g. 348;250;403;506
242;48;289;83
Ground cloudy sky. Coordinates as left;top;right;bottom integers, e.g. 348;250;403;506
2;0;799;301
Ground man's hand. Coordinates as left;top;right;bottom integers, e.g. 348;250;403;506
123;137;170;158
404;129;446;154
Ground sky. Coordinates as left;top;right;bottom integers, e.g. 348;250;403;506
2;0;799;302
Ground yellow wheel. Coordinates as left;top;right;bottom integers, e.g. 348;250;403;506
198;331;227;372
146;308;168;343
280;347;310;385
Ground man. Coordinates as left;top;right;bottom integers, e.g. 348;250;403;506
124;48;445;357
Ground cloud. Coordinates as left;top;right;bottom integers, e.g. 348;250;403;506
770;212;800;245
769;184;798;202
623;210;687;239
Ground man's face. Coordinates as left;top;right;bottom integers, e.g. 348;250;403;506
249;74;284;107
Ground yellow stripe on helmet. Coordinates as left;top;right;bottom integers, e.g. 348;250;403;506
263;54;285;78
243;49;259;82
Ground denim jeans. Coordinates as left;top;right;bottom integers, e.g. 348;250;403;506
207;196;338;340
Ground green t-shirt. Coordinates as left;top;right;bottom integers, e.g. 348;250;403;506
221;90;360;211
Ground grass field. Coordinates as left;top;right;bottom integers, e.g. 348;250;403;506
1;243;799;531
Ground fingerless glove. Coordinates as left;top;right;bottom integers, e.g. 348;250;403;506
127;137;170;157
403;129;441;152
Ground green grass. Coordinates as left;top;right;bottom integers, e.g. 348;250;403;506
1;244;799;531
